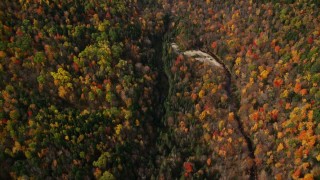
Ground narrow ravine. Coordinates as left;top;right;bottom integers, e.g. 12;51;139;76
205;51;257;180
170;43;257;179
147;34;169;178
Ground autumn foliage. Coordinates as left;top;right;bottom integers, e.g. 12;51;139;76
162;0;319;179
0;0;319;179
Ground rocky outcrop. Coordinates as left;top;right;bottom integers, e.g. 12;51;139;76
171;43;223;68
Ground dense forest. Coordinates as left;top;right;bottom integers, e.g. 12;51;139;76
0;0;319;179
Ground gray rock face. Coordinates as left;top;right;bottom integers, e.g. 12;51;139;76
171;43;223;68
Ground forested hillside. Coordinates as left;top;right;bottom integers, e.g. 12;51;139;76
0;0;319;179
